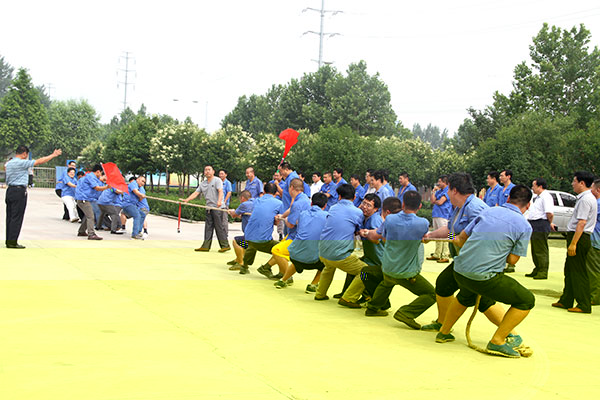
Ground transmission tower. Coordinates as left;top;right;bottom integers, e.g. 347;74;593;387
302;0;342;68
117;51;136;111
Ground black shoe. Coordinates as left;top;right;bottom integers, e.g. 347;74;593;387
110;231;124;235
6;243;25;249
525;271;537;277
504;265;516;273
333;293;343;299
532;274;548;280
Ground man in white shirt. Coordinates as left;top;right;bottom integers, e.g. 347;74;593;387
553;171;598;314
310;171;324;197
525;178;554;279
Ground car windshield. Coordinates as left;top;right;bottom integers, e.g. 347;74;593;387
560;193;576;208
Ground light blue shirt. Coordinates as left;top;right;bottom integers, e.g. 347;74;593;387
245;177;263;198
483;184;502;207
235;198;255;233
61;175;78;198
288;206;329;263
318;199;363;261
286;192;311;240
397;183;417;204
498;182;515;206
380;212;429;279
74;173;104;201
222;178;233;206
245;195;283;242
353;184;365;207
362;212;384;266
280;171;300;211
454;203;532;281
5;158;35;186
432;187;452;219
590;198;600;250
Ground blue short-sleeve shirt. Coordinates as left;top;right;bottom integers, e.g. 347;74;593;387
432;187;452;219
286;192;311;240
498;182;515;206
288;206;329;263
303;181;311;198
97;188;121;206
318;199;363;261
353;184;366;207
245;177;263;198
280;171;300;211
245;195;283;242
381;212;430;279
235;198;255;233
362;212;384;266
454;203;532;280
5;158;35;186
124;181;141;206
61;175;78;198
74;173;104;201
483;184;502;207
397;183;417;203
222;179;233;206
136;185;149;210
321;181;338;210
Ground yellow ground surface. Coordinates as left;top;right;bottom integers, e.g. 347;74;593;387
1;189;599;399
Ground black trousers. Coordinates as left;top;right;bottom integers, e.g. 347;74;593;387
558;232;592;312
529;219;551;275
5;186;28;246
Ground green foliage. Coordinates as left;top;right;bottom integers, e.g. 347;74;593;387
249;132;285;181
77;140;105;168
0;55;14;100
221;61;399;137
44;99;101;164
325;61;398;137
0;68;51;157
104;112;159;175
412;123;448;149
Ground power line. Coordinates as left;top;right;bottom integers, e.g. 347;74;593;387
302;0;342;68
117;51;135;111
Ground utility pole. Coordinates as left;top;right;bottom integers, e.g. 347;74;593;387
117;51;135;111
45;83;54;98
302;0;342;68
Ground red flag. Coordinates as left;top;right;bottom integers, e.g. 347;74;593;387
101;162;129;193
279;128;299;160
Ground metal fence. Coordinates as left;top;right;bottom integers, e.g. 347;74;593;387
33;167;56;188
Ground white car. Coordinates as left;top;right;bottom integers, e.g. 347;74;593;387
545;190;576;232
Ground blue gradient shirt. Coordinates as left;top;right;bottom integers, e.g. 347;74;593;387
286;192;311;240
5;158;35;186
245;195;283;242
288;206;329;263
454;203;532;281
318;200;363;261
380;212;429;279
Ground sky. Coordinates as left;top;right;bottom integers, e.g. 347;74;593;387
2;0;600;135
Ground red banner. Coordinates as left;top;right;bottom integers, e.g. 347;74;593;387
279;128;299;159
101;162;129;193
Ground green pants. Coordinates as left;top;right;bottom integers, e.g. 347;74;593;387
367;273;436;319
586;245;600;304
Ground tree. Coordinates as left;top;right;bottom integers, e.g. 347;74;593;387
325;61;398;137
45;99;101;164
0;55;14;101
77;141;105;168
412;123;448;149
0;68;51;157
103;113;158;175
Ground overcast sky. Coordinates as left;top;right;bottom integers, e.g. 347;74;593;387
2;0;600;135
